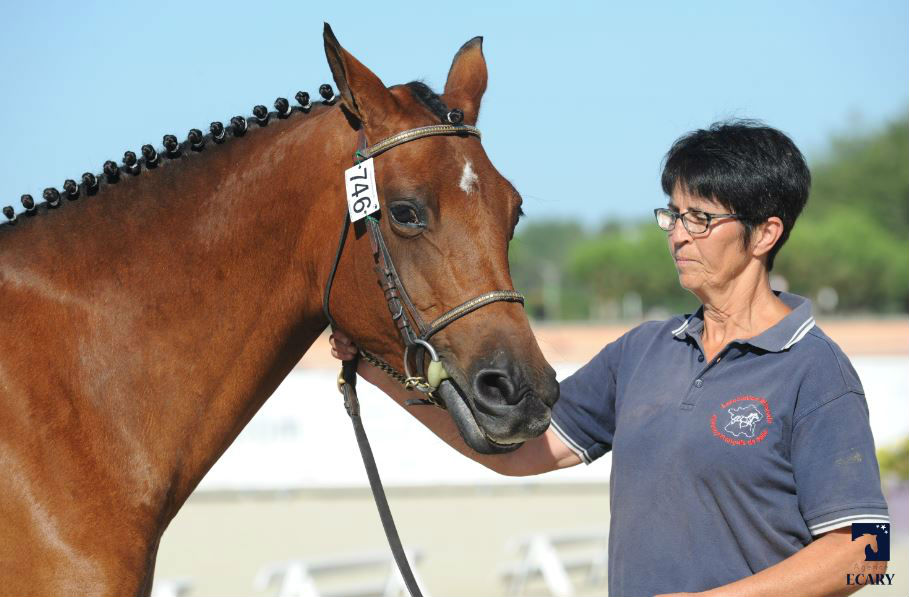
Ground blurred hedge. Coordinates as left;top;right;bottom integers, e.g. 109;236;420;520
878;437;909;482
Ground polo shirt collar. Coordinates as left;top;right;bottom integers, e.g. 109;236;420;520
671;292;815;352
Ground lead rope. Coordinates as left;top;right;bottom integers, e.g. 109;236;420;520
324;215;424;597
337;360;425;597
322;119;515;597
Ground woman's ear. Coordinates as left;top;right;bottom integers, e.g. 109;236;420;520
751;216;785;259
441;36;487;126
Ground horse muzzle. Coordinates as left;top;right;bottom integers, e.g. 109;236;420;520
435;354;558;454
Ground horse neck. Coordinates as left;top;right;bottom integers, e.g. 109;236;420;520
3;106;357;518
164;113;355;503
142;109;361;509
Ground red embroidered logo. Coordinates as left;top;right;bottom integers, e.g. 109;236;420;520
710;396;773;446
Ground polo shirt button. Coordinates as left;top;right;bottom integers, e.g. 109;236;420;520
697;355;705;362
694;379;704;388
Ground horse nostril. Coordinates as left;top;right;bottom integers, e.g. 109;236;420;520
475;369;521;407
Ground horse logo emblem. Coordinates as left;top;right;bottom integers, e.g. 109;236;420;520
724;404;764;438
710;396;773;446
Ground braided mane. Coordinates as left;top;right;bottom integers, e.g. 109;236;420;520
1;81;454;231
0;87;340;229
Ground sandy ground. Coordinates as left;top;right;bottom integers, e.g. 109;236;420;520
155;485;614;597
156;484;908;597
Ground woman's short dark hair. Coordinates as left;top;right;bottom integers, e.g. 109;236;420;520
660;119;811;270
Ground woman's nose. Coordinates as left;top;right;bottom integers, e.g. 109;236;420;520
669;219;693;246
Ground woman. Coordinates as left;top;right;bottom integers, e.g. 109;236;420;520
330;120;889;597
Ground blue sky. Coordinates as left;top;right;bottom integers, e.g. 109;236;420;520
2;1;906;225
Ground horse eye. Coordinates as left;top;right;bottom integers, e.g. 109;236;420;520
390;204;421;226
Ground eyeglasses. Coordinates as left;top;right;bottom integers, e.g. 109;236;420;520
653;207;742;235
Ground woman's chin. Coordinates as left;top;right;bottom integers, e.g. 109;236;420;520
676;272;699;290
677;274;710;298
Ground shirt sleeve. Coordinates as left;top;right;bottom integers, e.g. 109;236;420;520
791;390;890;536
549;336;622;465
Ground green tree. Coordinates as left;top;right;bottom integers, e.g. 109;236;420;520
806;114;909;238
776;207;909;312
777;113;909;312
568;223;698;318
508;220;589;319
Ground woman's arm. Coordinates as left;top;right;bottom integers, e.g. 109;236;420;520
658;528;886;597
330;331;581;476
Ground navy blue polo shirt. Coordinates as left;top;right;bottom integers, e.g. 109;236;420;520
550;292;889;597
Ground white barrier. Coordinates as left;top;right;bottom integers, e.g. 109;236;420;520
151;577;193;597
254;549;429;597
501;529;609;597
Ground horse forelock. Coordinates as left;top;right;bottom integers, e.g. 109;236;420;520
402;81;450;122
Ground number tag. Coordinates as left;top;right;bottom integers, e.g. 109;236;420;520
344;158;380;222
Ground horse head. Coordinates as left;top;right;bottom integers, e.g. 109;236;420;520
321;25;559;454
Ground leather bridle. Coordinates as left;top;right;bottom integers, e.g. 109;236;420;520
323;122;525;406
320;120;526;597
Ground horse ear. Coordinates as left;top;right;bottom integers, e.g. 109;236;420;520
442;36;487;126
323;23;396;128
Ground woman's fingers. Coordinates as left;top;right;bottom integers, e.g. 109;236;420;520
329;333;351;350
332;329;353;346
329;333;358;360
330;345;352;360
328;333;385;387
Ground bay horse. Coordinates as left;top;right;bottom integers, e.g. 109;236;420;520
0;24;558;595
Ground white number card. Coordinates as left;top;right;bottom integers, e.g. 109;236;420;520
344;158;380;222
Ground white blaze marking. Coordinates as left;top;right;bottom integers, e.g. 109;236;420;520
459;160;478;195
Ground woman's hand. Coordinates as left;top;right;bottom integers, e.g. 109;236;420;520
328;330;386;388
326;329;577;476
329;329;359;361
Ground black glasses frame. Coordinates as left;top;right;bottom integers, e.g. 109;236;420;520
653;207;742;235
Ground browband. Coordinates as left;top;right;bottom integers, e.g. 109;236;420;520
357;124;481;160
